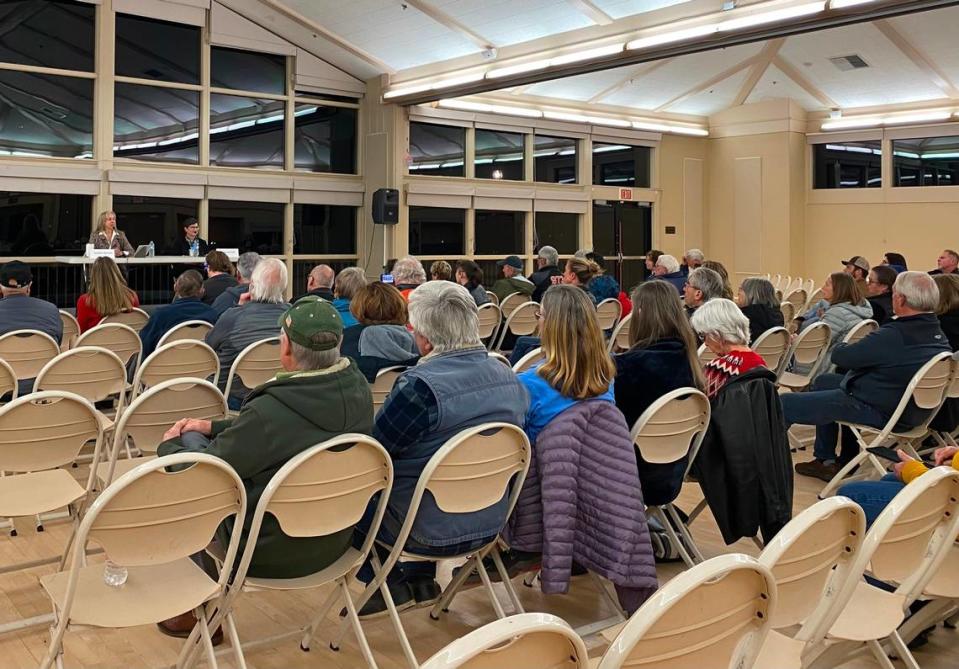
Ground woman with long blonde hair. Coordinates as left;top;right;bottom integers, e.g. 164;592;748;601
75;256;140;332
89;210;134;257
517;284;616;445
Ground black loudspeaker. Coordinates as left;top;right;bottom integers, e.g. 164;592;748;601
372;188;399;224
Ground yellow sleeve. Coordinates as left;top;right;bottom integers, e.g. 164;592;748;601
953;452;959;471
901;460;930;485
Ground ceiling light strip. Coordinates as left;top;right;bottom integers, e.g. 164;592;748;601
820;110;954;130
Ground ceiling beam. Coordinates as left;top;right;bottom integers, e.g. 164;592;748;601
656;55;757;112
873;19;959;99
588;59;674;103
733;38;784;106
772;55;839;108
403;0;496;50
566;0;615;26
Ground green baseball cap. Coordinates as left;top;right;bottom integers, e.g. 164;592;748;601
278;298;343;350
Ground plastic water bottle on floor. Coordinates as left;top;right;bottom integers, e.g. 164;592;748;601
103;559;128;587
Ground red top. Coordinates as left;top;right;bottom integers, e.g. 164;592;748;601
703;349;766;398
76;291;140;333
617;290;633;318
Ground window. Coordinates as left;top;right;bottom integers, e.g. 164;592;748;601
294;104;357;174
409;122;465;177
0;1;95;73
211;47;286;95
893;137;959;187
293;204;356;254
114;84;199;164
409;207;465;255
208;201;284;255
474;129;525;181
115;14;200;84
475;210;524;255
813;141;882;189
535;135;577;184
113;196;198;252
0;71;93;158
592;143;651;187
292;259;355;299
0;191;91;256
209;94;285;169
535;212;578;254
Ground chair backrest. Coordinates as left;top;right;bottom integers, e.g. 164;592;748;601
630;388;710;472
697;343;718;365
488;351;511;366
789;321;831;368
33;346;127;408
133;340;220;398
779;301;795;325
842;319;878;345
0;329;60;379
371;365;406;414
596;554;775;669
493;301;540;351
499;292;530;318
752;327;791;376
421;613;590;669
804;278;815;295
879;352;954;437
946;351;959;400
608;312;632;353
477;303;502;342
157;319;214;347
76;323;142;371
223;337;283;399
785;288;807;312
485;290;499;306
102;307;150;333
771;274;783;290
805;287;825;311
596;298;622;331
0;358;17;401
511;347;545;373
59;310;80;351
0;391;101;473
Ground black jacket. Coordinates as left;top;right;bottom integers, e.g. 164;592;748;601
306;287;335;302
938;310;959;351
868;293;894;325
691;367;793;545
530;265;562;302
169;235;210;256
931;310;959;432
740;304;785;344
202;273;238;305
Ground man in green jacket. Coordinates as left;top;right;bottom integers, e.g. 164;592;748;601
490;255;535;303
156;297;373;639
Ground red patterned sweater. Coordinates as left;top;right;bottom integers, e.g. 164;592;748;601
703;349;767;398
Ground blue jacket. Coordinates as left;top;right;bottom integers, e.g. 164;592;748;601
139;297;218;357
518;363;615;446
332;297;357;328
587;274;620;303
652;271;686;295
0;294;62;344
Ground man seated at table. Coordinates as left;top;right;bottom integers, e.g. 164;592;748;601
138;270;218;358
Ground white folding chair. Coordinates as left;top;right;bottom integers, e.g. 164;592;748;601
0;329;60;381
841;319;878;345
485;290;499;306
0;358;17;403
805;287;825;311
157;319;215;347
488;351;512;367
607;312;632;354
697;342;718;365
492;301;539;353
371;365;407;415
784;288;807;314
780;301;795;327
76;323;142;376
511;347;544;373
222;337;283;411
752;327;791;378
596;298;622;332
58;311;79;351
131;340;220;400
477;303;502;348
498;292;530;319
33;346;127;430
778;322;832;392
101;307;150;333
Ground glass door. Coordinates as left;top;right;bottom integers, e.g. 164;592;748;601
591;200;652;293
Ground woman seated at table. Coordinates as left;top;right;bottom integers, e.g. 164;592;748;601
76;256;141;332
88;210;134;257
170;217;209;257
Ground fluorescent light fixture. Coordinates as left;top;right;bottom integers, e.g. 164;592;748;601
820;117;882;130
409;163;441;170
543;110;590;123
437;99;490;112
383;82;433;99
496;155;525;162
894;151;920;159
632;120;709;136
592;144;631;153
294;106;318;117
922;152;959;159
487;104;542;118
830;0;877;7
384;72;485;99
441;160;464;168
558;148;577;155
433;72;485;89
474;158;495;164
486;58;551;79
718;1;826;31
534;150;558;157
844;145;875;154
437;99;542;118
626;24;718;51
587;116;631;128
550;43;624;66
256;114;284;125
883;111;951;125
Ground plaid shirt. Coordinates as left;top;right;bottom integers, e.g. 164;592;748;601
373;375;439;457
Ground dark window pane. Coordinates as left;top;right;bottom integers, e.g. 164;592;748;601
294;104;357;174
113;195;198;253
293;204;356;254
0;0;94;72
409;207;464;255
409;122;465;177
535;212;578;255
474;129;525;181
475;210;524;255
592;143;651;187
211;46;286;95
476;260;503;289
0;71;92;158
591;202;615;256
114;83;199;164
813;141;882;188
893;137;959;187
115;14;199;84
292;259;355;300
209;201;283;255
621;204;652;256
535;135;577;184
210;94;284;169
0;191;90;257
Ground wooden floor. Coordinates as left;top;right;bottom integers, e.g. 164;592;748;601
1;448;957;669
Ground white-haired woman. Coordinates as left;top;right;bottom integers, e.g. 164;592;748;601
392;256;427;300
690;298;768;398
650;253;686;295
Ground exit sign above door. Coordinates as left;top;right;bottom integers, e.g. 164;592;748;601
619;188;633;200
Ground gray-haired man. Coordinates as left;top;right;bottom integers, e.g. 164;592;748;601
530;246;562;302
211;252;261;317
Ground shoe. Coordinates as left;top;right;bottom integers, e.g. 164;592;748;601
340;582;415;620
408;577;441;607
156;612;223;646
794;459;840;482
453;549;541;586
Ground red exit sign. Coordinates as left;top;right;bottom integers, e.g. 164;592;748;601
619;188;633;200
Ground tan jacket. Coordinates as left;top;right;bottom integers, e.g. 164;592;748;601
88;229;134;255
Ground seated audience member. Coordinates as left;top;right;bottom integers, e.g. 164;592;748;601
429;260;452;282
615;280;706;506
155;299;372;638
76;256;141;332
331;267;366;328
684;266;725;317
212;252;260;317
798;273;873;376
201;251;237;306
351;280;528;615
737;277;785;343
644;249;663;274
169;217;208;257
866;265;897;325
529;246;563;302
392;256;427;299
562;257;601;304
649;254;686;295
206;258;291;409
689;298;792;544
0;260;62;343
305;263;335;301
682;248;705;276
491;255;534;303
340;282;418;381
934;273;959;350
584;252;621;303
783;272;950;482
881;252;908;274
455;260;490;306
930;249;959;276
842;255;870;296
139;270;218;358
703;260;734;300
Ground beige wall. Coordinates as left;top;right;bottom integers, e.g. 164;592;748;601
657;134;708;260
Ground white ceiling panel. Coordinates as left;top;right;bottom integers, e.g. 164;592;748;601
887;7;959;91
746;64;825;110
668;68;750;115
521;65;641;101
592;0;697;21
431;0;593;46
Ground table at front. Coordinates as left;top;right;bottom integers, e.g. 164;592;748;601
51;256;210;307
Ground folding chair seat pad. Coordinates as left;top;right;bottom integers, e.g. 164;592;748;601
826;580;906;642
753;630;804;669
0;469;85;517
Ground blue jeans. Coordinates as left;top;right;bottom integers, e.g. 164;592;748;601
508;336;541;366
780;373;887;464
838;474;904;527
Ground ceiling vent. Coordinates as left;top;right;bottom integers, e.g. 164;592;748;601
829;54;870;71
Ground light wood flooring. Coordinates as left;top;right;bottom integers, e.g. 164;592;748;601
0;448;956;669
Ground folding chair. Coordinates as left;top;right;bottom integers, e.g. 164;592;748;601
752;327;791;378
607;312;632;354
371;365;407;414
101;307;150;333
498;292;530;319
488;351;511;367
697;343;718;365
841;318;878;345
76;323;142;377
805;287;825;311
33;346;128;429
38;453;247;669
511;347;544;373
596;298;622;332
0;329;60;381
331;423;531;669
157;319;215;347
420;613;589;669
492;301;539;353
485;290;499;306
784;288;807;314
222;337;283;413
596;554;775;669
477;303;502;348
630;388;711;568
778;322;832;392
58;311;79;351
804;278;816;295
771;274;783;290
820;351;954;498
132;340;219;400
897;541;959;645
0;358;17;403
780;301;795;326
